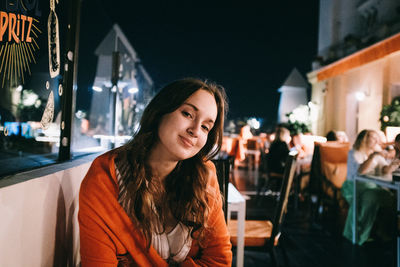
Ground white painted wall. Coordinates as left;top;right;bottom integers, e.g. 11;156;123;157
0;156;96;267
277;86;308;123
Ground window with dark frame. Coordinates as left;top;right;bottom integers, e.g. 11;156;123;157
0;0;154;179
0;0;81;178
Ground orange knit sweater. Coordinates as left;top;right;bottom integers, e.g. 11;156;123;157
78;151;232;266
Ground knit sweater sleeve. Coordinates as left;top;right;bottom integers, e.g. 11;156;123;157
78;152;168;267
78;154;120;266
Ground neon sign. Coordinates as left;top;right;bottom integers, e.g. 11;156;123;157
0;0;42;87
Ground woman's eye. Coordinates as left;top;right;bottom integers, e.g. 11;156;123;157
202;125;210;132
182;111;192;118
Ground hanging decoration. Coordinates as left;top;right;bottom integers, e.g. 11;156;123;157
47;0;60;78
40;90;54;130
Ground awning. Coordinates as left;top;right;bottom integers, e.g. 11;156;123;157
317;32;400;81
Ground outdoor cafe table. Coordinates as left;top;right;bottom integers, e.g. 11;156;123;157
227;182;246;267
353;174;400;267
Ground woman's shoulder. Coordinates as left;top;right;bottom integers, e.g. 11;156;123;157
351;149;368;164
204;160;218;183
203;160;220;197
80;150;119;195
88;150;117;175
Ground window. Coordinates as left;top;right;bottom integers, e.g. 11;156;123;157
0;0;154;178
0;0;78;177
72;2;154;155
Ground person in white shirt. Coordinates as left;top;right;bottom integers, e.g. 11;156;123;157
342;129;397;245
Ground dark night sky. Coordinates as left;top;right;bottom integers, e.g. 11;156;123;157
77;0;319;128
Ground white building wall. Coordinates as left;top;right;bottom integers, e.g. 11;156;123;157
277;86;308;123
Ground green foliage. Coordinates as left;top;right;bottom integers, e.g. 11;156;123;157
285;104;312;135
286;119;311;135
380;97;400;130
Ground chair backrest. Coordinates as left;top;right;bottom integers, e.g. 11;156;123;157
300;135;327;157
318;142;350;189
267;151;298;249
246;138;259;151
211;159;230;221
318;142;349;163
308;142;322;195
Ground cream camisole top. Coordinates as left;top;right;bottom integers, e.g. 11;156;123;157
115;166;192;263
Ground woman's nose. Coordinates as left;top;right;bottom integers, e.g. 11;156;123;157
187;121;201;136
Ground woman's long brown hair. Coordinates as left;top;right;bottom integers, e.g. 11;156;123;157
114;78;227;248
353;129;377;150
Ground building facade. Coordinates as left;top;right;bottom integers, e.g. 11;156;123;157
308;0;400;142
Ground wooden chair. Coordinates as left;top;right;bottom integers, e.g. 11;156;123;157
228;151;298;266
256;152;285;197
309;141;350;230
245;138;261;170
212;159;230;221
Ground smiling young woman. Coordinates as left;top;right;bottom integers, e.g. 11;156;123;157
78;78;232;266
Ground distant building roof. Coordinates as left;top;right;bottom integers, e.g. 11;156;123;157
93;23;153;89
281;68;308;88
95;24;139;63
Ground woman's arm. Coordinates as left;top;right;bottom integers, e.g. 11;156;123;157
79;154;172;267
357;152;382;175
79;161;119;266
382;158;400;175
357;151;399;175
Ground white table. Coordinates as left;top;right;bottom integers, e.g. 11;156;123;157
353;175;400;267
227;183;246;267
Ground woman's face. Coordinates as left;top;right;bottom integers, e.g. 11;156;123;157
365;131;379;149
155;89;218;162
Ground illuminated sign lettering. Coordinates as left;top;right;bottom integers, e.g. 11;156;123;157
0;12;33;43
0;0;42;87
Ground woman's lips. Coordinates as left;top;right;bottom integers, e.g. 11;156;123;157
179;135;194;148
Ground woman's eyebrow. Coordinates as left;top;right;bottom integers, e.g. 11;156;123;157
183;102;198;111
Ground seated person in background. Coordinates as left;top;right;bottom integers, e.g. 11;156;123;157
263;131;275;154
383;132;400;161
341;129;398;245
326;130;338;141
239;125;253;145
326;130;349;143
393;133;400;159
290;133;306;159
267;126;291;175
